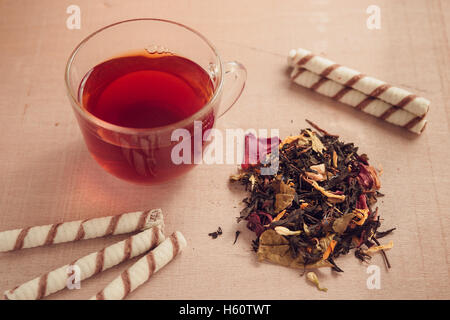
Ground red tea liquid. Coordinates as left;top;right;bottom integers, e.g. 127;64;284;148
77;51;215;184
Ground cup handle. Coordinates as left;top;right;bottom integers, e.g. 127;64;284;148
217;61;247;118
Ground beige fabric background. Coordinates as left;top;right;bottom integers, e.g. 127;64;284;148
0;0;448;300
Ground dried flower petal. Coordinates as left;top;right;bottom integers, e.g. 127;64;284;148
353;208;369;226
332;151;338;168
306;272;328;292
274;226;302;236
332;213;356;234
242;133;280;170
249;175;257;191
303;223;311;236
247;211;273;237
305;129;326;154
356;194;369;211
305;163;327;181
363;240;394;255
357;163;381;192
318;234;336;253
304;177;346;203
322;239;337;260
280;134;307;148
271;210;287;223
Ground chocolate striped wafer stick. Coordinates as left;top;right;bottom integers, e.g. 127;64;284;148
91;231;186;300
3;226;164;300
0;209;163;252
288;48;430;118
290;66;427;134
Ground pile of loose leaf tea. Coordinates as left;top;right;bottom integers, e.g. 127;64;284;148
230;121;395;274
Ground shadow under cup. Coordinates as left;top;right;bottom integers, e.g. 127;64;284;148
65;19;246;184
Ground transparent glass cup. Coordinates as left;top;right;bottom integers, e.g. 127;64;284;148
65;18;246;184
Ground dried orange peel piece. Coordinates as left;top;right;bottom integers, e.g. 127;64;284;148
303;177;346;203
272;209;286;222
322;239;337;260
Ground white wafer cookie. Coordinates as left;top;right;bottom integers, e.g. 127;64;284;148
91;231;187;300
3;226;165;300
0;208;164;252
288;48;430;118
290;67;427;134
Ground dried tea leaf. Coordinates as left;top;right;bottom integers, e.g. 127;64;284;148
305;119;339;137
257;230;334;270
306;272;328;292
257;230;304;268
259;229;289;246
275;194;295;212
332;213;356;234
233;231;241;245
274;180;296;212
278;179;296;194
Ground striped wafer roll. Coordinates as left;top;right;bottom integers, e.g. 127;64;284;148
0;208;164;252
91;231;187;300
290;67;427;134
3;226;164;300
288;48;430;118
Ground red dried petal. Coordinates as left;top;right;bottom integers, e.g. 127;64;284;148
357;163;380;191
246;211;273;237
356;194;369;211
242;133;280;169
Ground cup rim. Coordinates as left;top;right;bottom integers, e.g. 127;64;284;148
64;18;223;135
